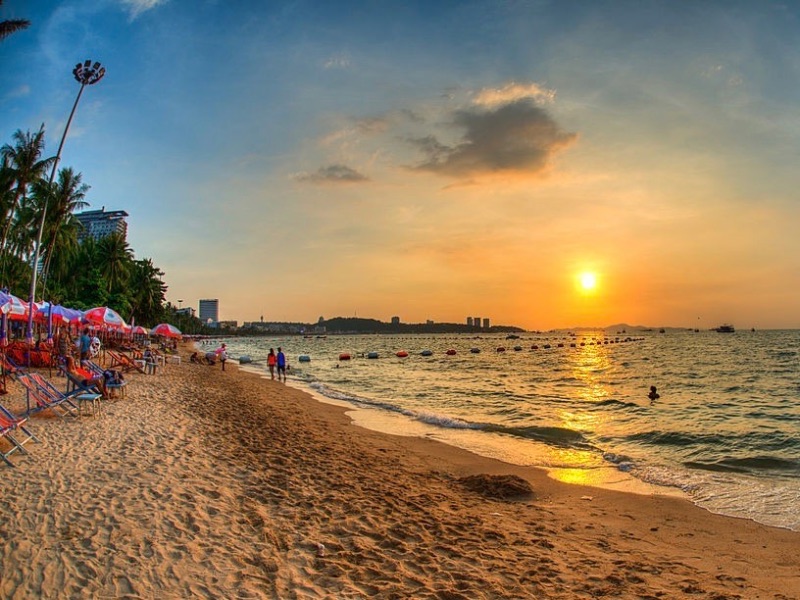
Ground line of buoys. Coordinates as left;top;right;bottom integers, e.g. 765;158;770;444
328;337;642;363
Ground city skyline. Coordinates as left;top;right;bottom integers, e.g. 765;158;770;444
2;1;799;330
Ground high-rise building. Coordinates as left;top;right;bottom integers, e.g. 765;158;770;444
74;207;129;242
199;299;219;324
466;317;473;326
482;318;491;329
473;316;481;328
391;316;401;325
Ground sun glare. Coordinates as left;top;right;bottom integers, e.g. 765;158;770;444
579;272;597;291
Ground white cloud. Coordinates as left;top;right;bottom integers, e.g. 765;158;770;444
472;82;556;107
119;0;168;20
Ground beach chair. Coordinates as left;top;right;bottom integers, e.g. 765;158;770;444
60;372;105;416
84;361;128;398
107;350;146;374
16;374;80;419
0;402;39;467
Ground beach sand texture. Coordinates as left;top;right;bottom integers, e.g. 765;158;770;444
1;351;798;599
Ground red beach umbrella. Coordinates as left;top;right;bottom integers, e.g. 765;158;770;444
83;306;127;330
150;323;182;338
2;293;34;321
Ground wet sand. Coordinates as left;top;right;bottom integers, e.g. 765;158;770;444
1;350;798;599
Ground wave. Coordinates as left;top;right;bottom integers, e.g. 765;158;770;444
685;456;800;475
305;378;597;451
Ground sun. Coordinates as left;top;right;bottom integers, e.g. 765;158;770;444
579;272;598;291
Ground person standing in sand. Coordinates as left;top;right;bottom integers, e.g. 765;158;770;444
217;343;228;371
79;327;92;362
276;347;286;382
267;348;277;380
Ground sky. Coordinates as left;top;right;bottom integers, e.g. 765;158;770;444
2;0;799;330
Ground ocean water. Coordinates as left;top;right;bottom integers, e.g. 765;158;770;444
202;330;800;531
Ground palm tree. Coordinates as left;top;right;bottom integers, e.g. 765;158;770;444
0;1;30;41
96;232;133;293
0;126;53;271
32;167;90;294
128;258;167;325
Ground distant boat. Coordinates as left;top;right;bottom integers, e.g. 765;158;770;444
714;324;735;333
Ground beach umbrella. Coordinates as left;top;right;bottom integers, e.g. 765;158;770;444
1;293;34;321
150;323;182;338
131;325;149;335
83;306;127;330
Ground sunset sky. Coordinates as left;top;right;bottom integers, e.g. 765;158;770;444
2;0;799;330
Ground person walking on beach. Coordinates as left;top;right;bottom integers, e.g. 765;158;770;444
267;348;277;380
276;347;286;382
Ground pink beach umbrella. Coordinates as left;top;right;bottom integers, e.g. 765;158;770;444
83;306;127;330
131;325;149;335
150;323;182;338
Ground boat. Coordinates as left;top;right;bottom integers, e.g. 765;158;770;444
714;324;735;333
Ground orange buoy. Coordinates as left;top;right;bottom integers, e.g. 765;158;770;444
339;353;351;361
396;350;409;358
445;349;456;355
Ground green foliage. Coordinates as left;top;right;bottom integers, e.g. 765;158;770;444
0;127;172;327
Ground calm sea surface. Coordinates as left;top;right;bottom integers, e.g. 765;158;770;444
202;330;800;531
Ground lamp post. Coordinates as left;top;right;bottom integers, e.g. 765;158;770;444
25;60;105;343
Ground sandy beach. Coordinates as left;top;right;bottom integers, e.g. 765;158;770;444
1;348;798;599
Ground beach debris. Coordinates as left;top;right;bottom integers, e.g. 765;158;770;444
316;542;326;557
238;355;253;364
581;495;594;501
457;474;533;499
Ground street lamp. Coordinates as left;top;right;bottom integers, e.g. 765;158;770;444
25;60;106;342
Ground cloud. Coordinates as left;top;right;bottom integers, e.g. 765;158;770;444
408;99;577;178
473;82;556;107
324;54;351;69
6;85;30;99
294;164;370;184
119;0;168;20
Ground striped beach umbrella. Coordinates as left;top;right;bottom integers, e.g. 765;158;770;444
83;306;127;329
150;323;182;338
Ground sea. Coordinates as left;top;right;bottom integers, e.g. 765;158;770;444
198;329;800;531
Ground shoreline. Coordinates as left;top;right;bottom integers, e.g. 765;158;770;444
1;348;798;598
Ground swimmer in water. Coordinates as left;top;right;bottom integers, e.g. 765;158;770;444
648;385;660;401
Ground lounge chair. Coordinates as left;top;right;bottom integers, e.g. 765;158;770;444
0;402;39;467
107;350;146;374
83;361;128;398
60;372;105;416
16;374;80;419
